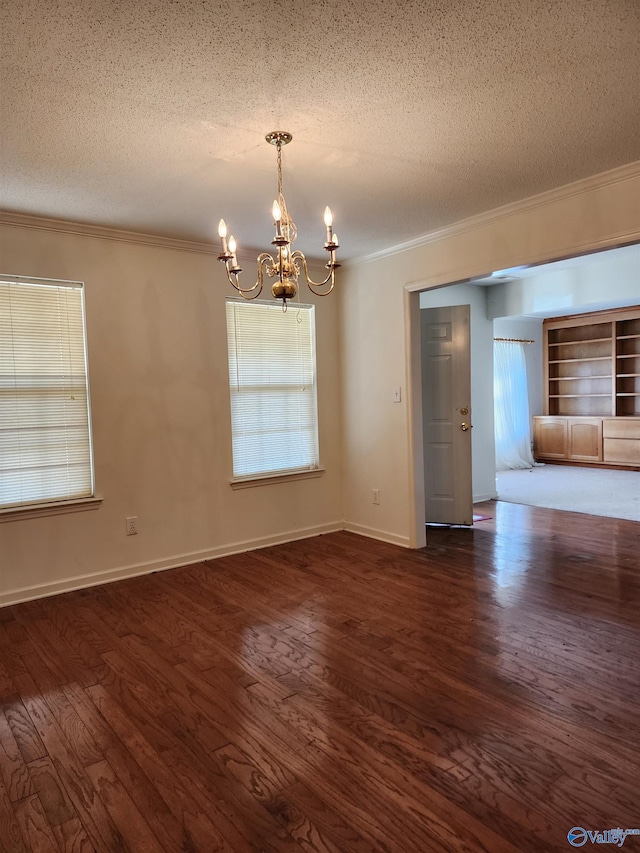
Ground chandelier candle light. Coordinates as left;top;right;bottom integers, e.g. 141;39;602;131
217;131;340;306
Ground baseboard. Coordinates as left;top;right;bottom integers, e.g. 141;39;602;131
474;492;498;502
0;520;345;608
342;522;412;548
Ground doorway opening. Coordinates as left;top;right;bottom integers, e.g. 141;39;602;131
408;241;640;546
486;243;640;521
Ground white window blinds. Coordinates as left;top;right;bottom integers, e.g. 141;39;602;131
226;300;319;479
0;276;94;508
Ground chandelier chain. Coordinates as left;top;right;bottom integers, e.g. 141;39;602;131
277;142;283;198
276;140;295;243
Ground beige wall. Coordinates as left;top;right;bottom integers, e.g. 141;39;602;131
340;164;640;547
1;163;639;602
0;224;343;605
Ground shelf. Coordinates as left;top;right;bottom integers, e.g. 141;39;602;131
618;373;640;378
617;353;640;359
549;375;611;381
617;334;640;341
549;394;610;399
549;356;610;364
616;393;640;397
549;337;611;346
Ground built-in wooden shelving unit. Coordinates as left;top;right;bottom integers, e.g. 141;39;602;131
544;308;640;417
534;307;640;468
615;316;640;416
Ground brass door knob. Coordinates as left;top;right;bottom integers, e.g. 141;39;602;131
460;422;470;431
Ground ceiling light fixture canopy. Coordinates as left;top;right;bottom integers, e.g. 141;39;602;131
217;131;340;307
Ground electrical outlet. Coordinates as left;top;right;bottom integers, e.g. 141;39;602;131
126;516;138;536
372;489;380;505
393;386;402;403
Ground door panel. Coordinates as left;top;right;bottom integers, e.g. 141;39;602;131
534;417;568;459
421;305;473;525
568;418;602;462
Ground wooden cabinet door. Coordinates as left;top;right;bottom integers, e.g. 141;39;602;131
567;418;602;462
534;417;567;459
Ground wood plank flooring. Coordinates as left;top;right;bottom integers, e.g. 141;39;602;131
1;500;639;852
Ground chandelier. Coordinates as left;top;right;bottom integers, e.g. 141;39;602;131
217;131;340;306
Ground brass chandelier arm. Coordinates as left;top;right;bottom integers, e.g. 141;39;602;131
291;251;337;295
225;267;262;297
224;254;275;300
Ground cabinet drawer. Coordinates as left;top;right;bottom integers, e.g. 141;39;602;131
603;438;640;465
603;418;640;440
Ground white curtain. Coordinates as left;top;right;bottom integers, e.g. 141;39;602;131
494;340;535;470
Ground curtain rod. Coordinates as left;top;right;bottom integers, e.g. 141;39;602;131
493;337;535;344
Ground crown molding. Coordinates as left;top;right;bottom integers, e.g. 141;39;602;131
0;210;328;269
0;211;220;255
3;160;638;267
347;160;640;268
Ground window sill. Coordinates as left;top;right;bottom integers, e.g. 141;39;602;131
230;468;325;490
0;496;103;523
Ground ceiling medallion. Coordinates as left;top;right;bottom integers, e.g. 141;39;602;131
217;131;340;307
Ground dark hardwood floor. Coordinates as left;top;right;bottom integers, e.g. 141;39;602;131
1;500;639;852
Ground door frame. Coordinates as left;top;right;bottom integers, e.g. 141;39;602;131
403;241;640;549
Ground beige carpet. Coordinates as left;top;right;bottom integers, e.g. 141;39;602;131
496;464;640;522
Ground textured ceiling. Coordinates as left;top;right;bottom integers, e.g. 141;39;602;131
1;0;639;259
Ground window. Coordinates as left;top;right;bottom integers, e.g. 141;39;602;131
225;299;319;481
0;275;94;509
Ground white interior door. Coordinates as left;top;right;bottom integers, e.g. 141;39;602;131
421;305;473;525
